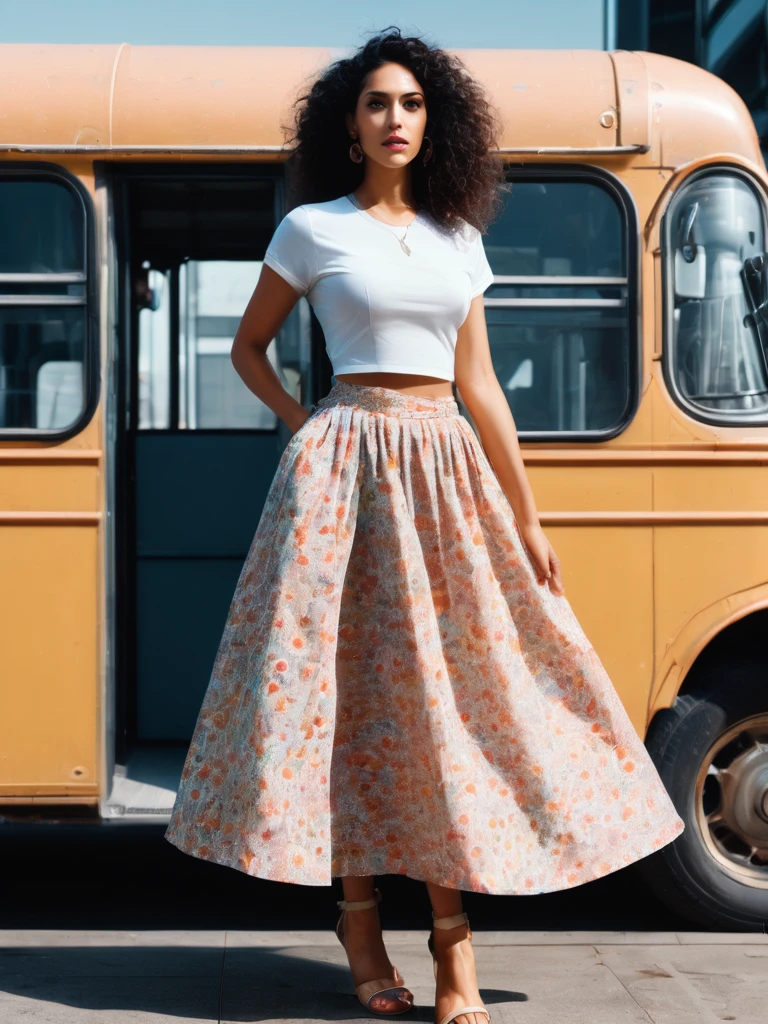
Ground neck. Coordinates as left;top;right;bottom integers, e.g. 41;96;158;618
353;169;416;213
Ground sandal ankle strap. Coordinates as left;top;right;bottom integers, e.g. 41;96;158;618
432;910;469;930
337;886;382;912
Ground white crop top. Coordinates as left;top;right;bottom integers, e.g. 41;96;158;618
262;194;494;382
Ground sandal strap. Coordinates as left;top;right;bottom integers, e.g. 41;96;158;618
437;1006;489;1024
337;886;383;912
356;976;411;1008
432;911;469;930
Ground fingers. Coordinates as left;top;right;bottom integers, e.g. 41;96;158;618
536;548;565;596
536;557;551;587
525;545;548;585
548;552;566;596
523;533;565;596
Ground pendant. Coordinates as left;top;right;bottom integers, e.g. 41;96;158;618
398;238;412;256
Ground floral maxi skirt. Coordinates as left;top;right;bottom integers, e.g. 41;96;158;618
164;380;685;895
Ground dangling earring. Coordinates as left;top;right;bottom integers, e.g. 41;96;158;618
422;135;433;165
349;136;364;164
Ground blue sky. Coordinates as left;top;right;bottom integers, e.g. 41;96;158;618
3;1;609;49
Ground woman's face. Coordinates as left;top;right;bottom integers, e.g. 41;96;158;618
345;62;427;170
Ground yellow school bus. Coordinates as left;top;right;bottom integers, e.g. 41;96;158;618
1;43;766;930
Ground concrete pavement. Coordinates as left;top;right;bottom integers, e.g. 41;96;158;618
1;928;766;1023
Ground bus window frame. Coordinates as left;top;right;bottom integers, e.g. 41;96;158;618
490;163;642;443
661;161;768;428
0;161;100;442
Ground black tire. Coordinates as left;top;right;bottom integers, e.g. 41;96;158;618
635;677;768;931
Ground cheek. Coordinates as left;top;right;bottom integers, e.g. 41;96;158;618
358;115;384;145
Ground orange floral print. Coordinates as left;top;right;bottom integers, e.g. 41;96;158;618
164;381;685;894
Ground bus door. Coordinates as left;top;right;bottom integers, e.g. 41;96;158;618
106;165;316;820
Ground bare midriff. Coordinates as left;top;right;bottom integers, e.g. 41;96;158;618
335;372;454;398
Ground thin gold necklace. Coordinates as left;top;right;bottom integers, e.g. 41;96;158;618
348;193;417;256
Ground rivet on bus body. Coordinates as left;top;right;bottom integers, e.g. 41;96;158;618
599;110;616;129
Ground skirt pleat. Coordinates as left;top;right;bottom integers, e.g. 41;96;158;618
165;381;685;894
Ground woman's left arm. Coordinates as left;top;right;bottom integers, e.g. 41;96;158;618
454;295;565;597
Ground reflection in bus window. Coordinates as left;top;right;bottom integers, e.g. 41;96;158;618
0;177;89;433
0;306;86;431
36;359;83;429
481;180;631;436
665;171;768;422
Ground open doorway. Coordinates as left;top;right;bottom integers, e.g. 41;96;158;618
105;165;321;819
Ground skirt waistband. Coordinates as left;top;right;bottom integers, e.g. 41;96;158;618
314;380;460;418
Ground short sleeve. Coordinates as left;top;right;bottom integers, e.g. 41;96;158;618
468;227;494;298
263;205;317;296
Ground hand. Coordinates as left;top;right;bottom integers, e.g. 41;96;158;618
517;522;565;596
290;413;311;434
289;411;313;436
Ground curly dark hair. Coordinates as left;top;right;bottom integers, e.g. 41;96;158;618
281;26;510;235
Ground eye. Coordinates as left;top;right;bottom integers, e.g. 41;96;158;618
366;99;422;109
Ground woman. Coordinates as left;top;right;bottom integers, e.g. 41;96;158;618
165;27;685;1024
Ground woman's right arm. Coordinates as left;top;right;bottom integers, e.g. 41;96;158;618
230;264;311;436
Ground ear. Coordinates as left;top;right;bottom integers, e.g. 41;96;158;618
344;111;355;136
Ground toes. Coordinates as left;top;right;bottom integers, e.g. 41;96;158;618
371;992;412;1011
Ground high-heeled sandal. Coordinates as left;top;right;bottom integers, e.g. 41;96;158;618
428;911;491;1024
335;886;415;1017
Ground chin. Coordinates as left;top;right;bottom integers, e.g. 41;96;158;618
377;152;413;165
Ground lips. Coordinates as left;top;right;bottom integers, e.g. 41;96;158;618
383;137;407;145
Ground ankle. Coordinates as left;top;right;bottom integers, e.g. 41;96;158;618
342;905;381;929
432;921;471;949
345;908;379;921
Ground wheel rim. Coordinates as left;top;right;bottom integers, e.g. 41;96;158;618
695;712;768;888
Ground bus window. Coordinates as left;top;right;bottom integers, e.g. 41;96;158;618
664;169;768;423
36;359;83;429
178;260;279;430
479;174;634;439
0;175;92;435
136;260;308;432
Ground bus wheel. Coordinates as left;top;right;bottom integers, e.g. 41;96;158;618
635;682;768;930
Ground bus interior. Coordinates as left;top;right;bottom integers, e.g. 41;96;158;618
104;164;322;819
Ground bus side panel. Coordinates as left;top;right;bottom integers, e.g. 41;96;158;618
655;522;768;674
0;523;99;797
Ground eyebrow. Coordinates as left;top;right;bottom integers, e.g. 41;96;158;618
363;90;424;98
